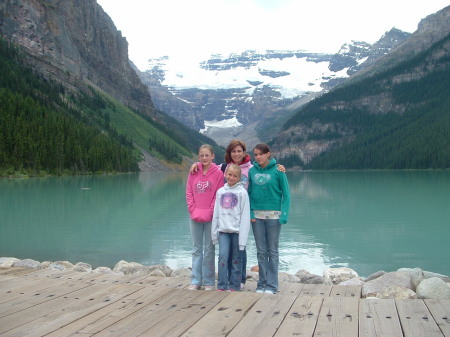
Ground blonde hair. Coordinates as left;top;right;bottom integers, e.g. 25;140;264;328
225;163;241;178
198;144;214;154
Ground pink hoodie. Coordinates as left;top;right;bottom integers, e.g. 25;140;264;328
186;163;225;223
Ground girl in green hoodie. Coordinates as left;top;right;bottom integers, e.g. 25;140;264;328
248;143;290;294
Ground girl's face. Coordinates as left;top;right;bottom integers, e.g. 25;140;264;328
198;148;214;167
254;148;270;168
230;145;245;164
225;168;240;186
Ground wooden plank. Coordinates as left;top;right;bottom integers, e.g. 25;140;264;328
137;290;229;337
92;288;224;337
0;280;94;319
359;299;403;337
85;272;158;286
0;272;102;305
180;291;261;337
313;297;359;337
42;284;169;337
0;267;37;279
2;283;146;337
154;276;191;289
300;283;333;296
275;296;323;337
241;280;257;293
0;281;133;334
329;285;361;298
0;270;82;291
396;299;445;337
424;299;450;337
281;282;305;295
227;283;302;337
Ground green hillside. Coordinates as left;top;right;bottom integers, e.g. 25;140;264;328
277;33;450;169
0;38;220;176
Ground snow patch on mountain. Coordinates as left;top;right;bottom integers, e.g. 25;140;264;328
200;116;243;133
147;53;350;99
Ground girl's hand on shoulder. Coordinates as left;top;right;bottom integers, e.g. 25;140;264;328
189;162;199;174
277;164;286;173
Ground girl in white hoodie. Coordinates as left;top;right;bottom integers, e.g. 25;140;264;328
211;164;250;291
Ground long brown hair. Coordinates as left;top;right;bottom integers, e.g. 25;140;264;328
253;143;271;157
224;139;247;163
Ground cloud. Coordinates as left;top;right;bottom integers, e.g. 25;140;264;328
97;0;450;70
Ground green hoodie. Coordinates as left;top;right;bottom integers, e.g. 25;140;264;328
248;158;291;224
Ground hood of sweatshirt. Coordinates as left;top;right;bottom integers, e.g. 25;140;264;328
202;162;221;177
226;153;251;165
253;158;277;170
223;181;246;190
239;159;252;170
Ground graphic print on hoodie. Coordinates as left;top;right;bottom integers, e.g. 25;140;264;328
186;163;224;223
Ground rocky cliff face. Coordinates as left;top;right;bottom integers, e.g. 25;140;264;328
0;0;154;116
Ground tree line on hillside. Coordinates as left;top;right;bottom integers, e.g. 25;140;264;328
0;38;138;175
0;89;138;175
277;33;450;170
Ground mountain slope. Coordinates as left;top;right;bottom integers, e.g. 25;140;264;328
269;26;450;169
0;0;154;117
0;0;221;174
139;28;410;148
0;38;139;175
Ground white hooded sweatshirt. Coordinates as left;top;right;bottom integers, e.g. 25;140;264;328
211;182;251;250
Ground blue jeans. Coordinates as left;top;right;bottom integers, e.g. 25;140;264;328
218;232;241;291
228;249;247;284
252;218;281;292
190;220;215;286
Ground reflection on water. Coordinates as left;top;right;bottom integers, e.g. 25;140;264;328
1;170;449;277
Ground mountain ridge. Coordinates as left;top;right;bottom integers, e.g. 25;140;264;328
268;6;450;169
0;0;221;174
138;28;410;148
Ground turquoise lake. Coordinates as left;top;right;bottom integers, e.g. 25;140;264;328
1;170;449;277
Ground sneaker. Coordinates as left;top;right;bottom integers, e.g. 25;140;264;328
204;285;215;291
264;290;275;294
188;284;200;290
240;283;245;290
255;288;264;293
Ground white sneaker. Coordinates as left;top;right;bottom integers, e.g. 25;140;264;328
255;288;264;293
240;283;245;290
264;290;275;294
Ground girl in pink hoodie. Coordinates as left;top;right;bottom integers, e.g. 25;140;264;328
186;144;225;290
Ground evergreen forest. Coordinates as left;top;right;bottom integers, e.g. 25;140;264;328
0;38;218;176
276;33;450;170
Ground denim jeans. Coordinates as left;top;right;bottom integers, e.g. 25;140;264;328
252;218;281;292
218;232;241;291
228;249;247;284
190;220;215;286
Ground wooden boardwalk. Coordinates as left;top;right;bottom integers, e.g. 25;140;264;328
0;267;449;337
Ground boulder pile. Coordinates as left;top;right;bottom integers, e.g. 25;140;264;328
1;257;449;299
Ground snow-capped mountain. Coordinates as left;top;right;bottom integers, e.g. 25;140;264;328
138;28;409;146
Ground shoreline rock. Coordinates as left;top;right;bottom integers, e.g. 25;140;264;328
1;257;449;299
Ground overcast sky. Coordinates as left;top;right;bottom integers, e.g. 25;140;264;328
97;0;450;70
